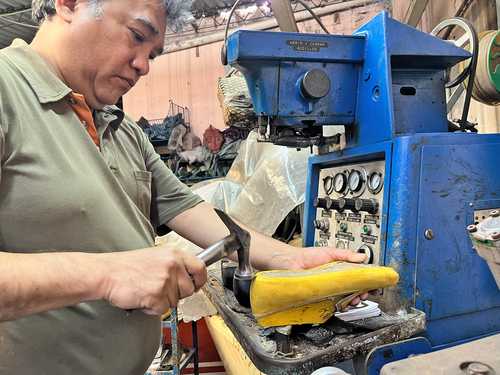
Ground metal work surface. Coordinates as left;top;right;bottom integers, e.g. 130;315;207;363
380;333;500;375
204;271;425;375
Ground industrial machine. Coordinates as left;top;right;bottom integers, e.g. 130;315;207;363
205;6;500;375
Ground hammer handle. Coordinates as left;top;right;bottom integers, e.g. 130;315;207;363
197;235;236;266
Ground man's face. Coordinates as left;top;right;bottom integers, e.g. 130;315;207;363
60;0;166;109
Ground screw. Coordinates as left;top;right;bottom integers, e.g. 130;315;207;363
424;229;434;240
466;362;491;375
467;225;478;233
489;210;499;217
491;232;500;240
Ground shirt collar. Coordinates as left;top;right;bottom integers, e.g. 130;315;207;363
96;106;125;132
2;39;125;131
1;39;72;104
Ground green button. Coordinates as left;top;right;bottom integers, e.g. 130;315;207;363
363;225;371;235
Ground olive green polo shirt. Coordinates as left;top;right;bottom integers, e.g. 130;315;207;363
0;40;203;374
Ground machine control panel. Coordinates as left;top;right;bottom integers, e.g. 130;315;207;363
313;160;385;265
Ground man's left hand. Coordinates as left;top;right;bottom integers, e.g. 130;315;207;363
292;247;369;306
291;247;367;270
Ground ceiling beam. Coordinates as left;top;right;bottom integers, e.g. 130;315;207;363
403;0;429;27
165;0;378;53
271;0;299;32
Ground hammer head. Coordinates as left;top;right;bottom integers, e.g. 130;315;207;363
214;209;254;307
214;208;250;254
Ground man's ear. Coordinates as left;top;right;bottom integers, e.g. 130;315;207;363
54;0;78;22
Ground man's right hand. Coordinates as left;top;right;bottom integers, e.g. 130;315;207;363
99;247;207;315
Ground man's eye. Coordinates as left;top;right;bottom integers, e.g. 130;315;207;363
131;29;145;43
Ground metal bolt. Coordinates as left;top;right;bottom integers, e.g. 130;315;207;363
467;225;478;233
489;210;499;217
491;232;500;240
424;229;434;240
466;362;491;375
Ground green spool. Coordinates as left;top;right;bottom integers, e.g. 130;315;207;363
473;30;500;105
487;31;500;92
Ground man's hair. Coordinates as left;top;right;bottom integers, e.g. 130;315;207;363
31;0;193;32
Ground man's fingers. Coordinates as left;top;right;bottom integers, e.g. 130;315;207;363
163;266;180;307
183;255;207;291
327;248;367;263
177;269;196;299
349;296;361;306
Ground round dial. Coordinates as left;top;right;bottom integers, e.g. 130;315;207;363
367;171;383;194
333;173;347;194
323;176;334;195
348;170;364;192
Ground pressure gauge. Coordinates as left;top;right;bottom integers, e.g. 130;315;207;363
333;173;347;194
348;169;365;193
367;171;383;194
323;176;334;195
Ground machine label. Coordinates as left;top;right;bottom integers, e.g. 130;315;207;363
321;210;332;218
336;232;354;241
319;232;331;240
364;215;379;225
361;234;378;244
347;213;362;223
286;40;328;52
335;213;347;221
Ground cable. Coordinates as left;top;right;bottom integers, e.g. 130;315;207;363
0;8;32;17
431;17;479;132
221;0;330;64
0;16;38;29
442;0;476;40
0;7;38;30
295;0;330;34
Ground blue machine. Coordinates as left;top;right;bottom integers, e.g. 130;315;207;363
227;11;500;368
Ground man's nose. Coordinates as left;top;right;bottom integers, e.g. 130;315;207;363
131;54;150;76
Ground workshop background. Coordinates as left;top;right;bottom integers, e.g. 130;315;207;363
0;0;499;374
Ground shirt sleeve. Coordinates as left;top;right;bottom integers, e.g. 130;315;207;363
140;130;204;226
0;125;4;185
0;93;4;185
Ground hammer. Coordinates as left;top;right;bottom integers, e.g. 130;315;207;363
197;209;254;307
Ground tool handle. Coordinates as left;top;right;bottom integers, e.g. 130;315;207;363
197;235;234;266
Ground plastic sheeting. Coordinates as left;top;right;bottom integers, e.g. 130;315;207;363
159;131;310;254
193;131;310;235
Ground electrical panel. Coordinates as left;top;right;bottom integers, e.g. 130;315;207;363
313;160;385;265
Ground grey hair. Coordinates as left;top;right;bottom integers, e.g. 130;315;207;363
32;0;193;32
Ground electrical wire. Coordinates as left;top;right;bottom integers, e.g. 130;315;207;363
0;7;38;30
222;0;330;63
431;17;479;132
295;0;330;34
0;16;38;30
0;8;32;17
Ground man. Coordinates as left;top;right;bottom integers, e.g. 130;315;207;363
0;0;366;373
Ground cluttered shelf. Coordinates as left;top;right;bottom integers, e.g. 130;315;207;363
138;69;257;185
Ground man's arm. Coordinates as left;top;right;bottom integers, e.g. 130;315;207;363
168;202;366;271
0;247;207;322
0;251;105;321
